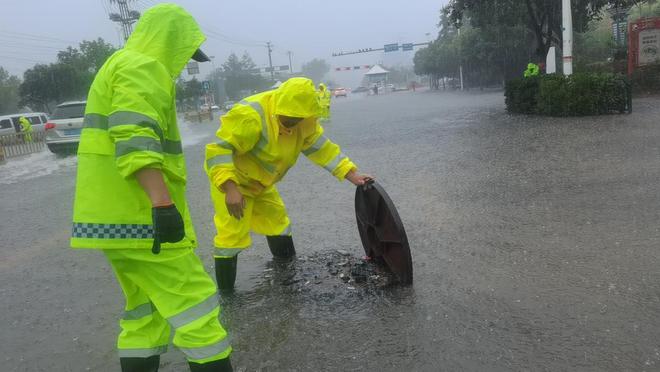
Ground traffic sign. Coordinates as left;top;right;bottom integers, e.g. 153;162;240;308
402;43;414;51
384;43;399;52
186;62;199;75
202;81;210;91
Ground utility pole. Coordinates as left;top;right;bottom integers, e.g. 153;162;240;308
287;51;293;74
266;42;274;80
109;0;140;42
562;0;574;75
458;27;464;91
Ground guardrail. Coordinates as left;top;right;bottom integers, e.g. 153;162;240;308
0;131;46;161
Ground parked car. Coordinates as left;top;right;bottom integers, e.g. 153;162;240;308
223;101;235;111
211;105;220;111
333;87;348;98
44;101;87;154
0;112;49;135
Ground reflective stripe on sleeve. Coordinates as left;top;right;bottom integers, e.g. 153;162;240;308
167;294;219;329
206;154;233;169
323;153;347;172
115;136;162;157
238;100;267;137
217;139;235;151
163;139;183;154
109;111;163;140
237;100;278;174
123;302;155;320
302;135;328;156
83;113;108;129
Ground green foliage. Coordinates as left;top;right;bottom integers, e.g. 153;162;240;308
574;16;616;71
300;59;330;84
221;52;269;100
505;73;630;116
0;67;21;115
19;38;116;111
504;76;540;114
447;0;639;60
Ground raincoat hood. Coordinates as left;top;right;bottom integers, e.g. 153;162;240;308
318;83;326;91
273;77;321;118
125;3;206;77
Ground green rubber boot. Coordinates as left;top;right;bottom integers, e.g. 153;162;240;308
266;235;296;262
188;357;233;371
214;256;238;292
120;356;160;372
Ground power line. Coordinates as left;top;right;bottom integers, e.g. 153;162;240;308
0;55;52;64
0;30;77;45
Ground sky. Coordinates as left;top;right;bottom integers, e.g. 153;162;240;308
0;0;448;87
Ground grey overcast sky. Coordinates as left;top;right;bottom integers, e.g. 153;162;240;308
0;0;447;87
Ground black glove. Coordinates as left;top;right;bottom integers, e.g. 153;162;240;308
151;204;185;254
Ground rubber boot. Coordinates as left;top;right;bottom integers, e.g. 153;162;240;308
214;256;237;292
188;357;233;372
266;236;296;262
120;355;160;372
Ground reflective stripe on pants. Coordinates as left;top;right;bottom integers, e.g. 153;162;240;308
105;248;232;362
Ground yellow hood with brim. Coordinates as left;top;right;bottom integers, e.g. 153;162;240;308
125;3;205;78
273;77;321;118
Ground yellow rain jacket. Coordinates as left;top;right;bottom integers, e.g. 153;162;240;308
524;63;540;78
204;77;356;198
19;116;33;142
317;83;331;119
71;4;205;250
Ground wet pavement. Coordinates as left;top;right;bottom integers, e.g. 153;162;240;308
1;90;660;371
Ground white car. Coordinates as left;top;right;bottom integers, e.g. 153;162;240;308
44;101;86;154
333;88;348;98
0;112;49;135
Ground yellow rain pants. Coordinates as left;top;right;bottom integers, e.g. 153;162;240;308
105;248;232;364
210;185;291;258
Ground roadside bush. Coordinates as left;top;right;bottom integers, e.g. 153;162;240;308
505;73;630;116
504;76;539;114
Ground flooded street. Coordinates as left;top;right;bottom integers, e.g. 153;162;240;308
2;90;660;371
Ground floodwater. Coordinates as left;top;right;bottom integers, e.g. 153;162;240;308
2;90;660;371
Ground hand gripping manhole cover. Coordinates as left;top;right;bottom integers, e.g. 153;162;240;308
355;180;413;285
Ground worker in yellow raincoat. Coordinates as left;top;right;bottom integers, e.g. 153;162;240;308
205;77;372;291
524;63;540;78
317;83;331;120
70;4;232;371
19;116;33;142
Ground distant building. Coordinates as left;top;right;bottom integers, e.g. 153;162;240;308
364;64;389;87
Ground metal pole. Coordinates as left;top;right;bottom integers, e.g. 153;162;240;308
267;42;274;80
458;28;464;90
287;51;293;74
562;0;574;75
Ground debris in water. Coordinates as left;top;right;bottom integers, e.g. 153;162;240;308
259;250;398;291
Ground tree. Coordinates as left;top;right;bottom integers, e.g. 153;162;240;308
446;0;640;61
222;52;244;74
19;64;57;112
79;38;117;73
19;38;116;111
221;52;268;100
0;67;21;114
301;59;330;83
